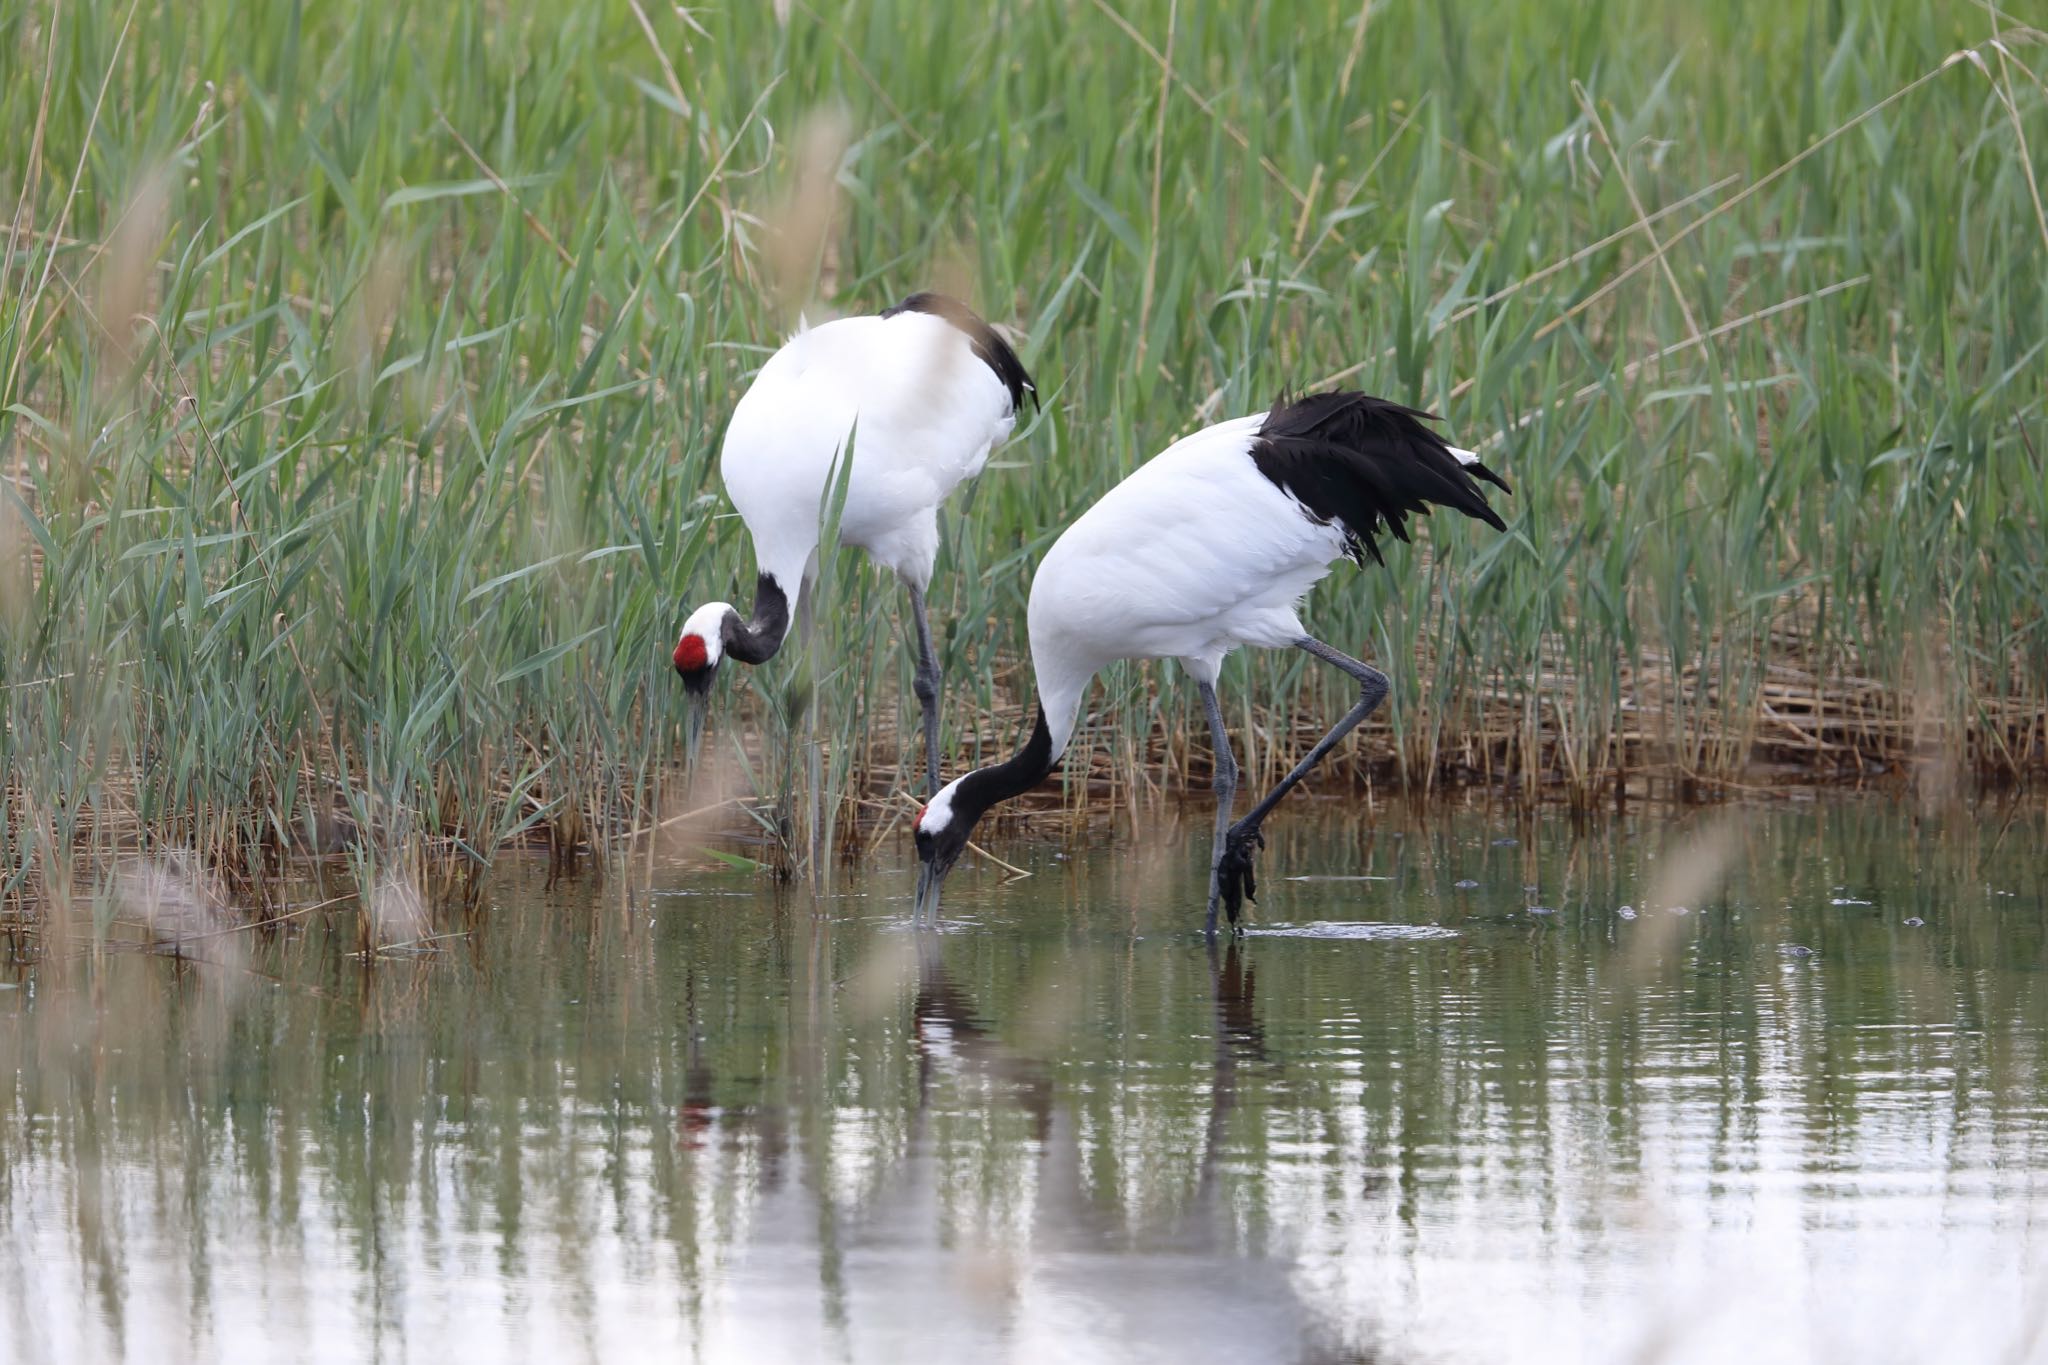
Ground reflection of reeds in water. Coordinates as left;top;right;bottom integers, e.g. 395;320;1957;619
11;806;2046;1356
3;1;2045;940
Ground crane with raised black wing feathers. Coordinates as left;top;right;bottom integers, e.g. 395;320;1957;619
672;293;1036;795
911;390;1510;937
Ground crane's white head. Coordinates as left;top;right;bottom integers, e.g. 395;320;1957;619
910;709;1058;921
673;601;735;697
912;777;977;921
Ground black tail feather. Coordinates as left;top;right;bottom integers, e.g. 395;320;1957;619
1250;390;1510;565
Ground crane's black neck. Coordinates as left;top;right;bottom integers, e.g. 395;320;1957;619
721;573;791;666
950;707;1059;829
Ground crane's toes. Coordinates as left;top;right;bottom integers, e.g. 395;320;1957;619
1217;826;1265;925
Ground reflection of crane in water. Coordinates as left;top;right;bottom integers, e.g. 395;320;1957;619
911;935;1053;1143
899;934;1276;1236
902;935;1324;1347
1195;939;1273;1214
672;963;789;1181
683;927;1342;1358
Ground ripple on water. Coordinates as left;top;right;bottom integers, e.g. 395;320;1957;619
1284;874;1393;882
1246;921;1459;941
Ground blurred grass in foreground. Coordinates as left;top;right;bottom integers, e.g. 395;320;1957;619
1;0;2043;920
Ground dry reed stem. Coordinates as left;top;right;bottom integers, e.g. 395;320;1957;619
1309;173;1742;392
1336;0;1372;100
613;78;782;330
1087;0;1312;209
2;0;64;479
2;0;140;412
1570;80;1705;356
626;0;693;119
1971;20;2048;254
1136;0;1178;364
791;0;934;160
1525;36;2040;354
1460;274;1872;445
433;109;575;268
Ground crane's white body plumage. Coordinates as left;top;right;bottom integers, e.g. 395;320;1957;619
1027;412;1347;756
721;309;1019;595
678;296;1034;799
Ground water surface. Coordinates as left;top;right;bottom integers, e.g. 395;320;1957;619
5;798;2048;1363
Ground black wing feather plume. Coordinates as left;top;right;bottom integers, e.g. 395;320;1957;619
1249;390;1511;565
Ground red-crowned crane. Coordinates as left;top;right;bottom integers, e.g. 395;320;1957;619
672;293;1036;795
910;391;1510;937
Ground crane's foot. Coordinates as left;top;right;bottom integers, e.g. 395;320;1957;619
1216;824;1265;929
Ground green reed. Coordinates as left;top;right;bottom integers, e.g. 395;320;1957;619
1;0;2042;919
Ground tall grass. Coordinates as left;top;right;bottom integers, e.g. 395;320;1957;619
2;0;2043;918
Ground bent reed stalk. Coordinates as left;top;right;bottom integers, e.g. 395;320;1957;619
1;0;2043;929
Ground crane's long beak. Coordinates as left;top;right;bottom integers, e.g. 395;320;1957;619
913;860;945;924
684;699;706;766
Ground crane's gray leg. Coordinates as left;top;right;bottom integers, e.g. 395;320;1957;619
1198;680;1239;941
905;580;943;798
1216;637;1389;927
